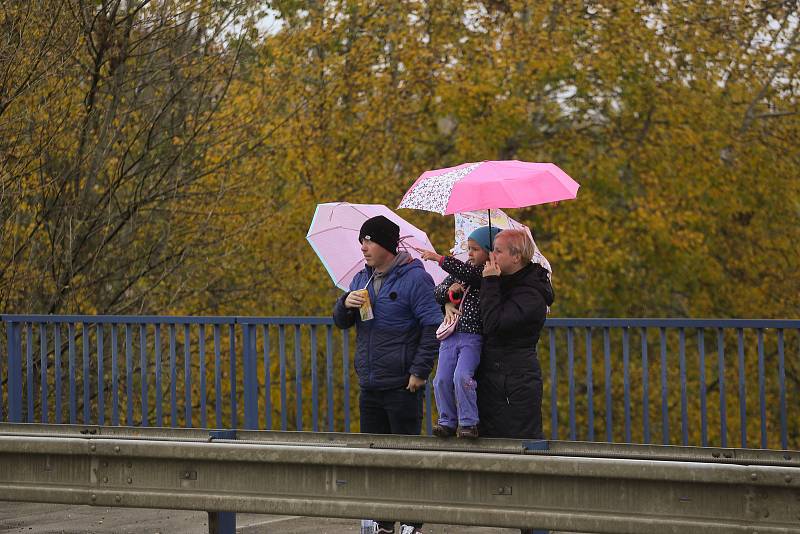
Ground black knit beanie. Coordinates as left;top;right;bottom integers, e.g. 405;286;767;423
359;215;399;254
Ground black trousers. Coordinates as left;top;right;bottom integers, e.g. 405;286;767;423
359;386;423;435
360;386;424;531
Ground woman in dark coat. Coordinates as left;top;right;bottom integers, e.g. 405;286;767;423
477;229;554;440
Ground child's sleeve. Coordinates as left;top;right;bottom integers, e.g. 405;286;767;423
440;256;483;287
434;275;456;306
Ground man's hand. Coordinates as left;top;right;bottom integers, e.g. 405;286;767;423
419;249;443;263
483;253;501;277
406;374;426;392
344;291;366;309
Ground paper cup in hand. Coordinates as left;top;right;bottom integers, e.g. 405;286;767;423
353;289;374;321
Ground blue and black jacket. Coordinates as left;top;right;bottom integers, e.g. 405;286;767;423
333;256;442;390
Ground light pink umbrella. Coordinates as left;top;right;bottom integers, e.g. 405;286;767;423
306;202;447;291
397;160;579;215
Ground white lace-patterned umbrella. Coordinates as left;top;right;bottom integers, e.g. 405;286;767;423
452;209;552;279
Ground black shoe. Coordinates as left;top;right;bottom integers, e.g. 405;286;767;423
457;425;479;439
432;424;456;438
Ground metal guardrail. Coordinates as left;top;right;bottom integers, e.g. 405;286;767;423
2;315;798;449
0;424;799;533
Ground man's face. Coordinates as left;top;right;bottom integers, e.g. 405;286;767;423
360;238;393;268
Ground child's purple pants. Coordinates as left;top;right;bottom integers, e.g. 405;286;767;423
433;332;482;428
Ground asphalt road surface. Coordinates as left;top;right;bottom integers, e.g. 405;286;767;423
0;502;543;533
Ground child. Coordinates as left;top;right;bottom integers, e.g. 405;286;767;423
420;226;502;439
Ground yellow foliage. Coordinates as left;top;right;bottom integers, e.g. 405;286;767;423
2;1;798;446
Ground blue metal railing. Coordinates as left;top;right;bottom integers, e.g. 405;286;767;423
1;315;797;450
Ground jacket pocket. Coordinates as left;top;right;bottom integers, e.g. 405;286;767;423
354;328;370;379
398;344;408;376
368;328;410;382
354;350;365;378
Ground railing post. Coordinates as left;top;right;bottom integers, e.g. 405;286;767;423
228;324;237;429
242;323;258;430
294;325;303;431
6;322;23;423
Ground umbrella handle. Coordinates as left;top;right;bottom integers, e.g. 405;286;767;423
488;209;493;249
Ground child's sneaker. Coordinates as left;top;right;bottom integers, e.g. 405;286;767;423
399;525;422;534
432;424;456;438
457;425;479;439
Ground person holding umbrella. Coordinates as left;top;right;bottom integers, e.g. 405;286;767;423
397;160;571;439
398;159;571;534
332;215;441;534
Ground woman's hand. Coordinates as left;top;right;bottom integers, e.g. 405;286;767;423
483;253;501;277
442;302;461;325
419;249;443;263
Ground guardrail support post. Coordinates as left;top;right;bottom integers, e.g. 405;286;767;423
208;511;235;534
207;430;237;534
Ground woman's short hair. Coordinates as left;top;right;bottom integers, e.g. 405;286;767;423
495;229;534;264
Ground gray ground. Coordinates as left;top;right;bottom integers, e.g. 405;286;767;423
0;502;527;533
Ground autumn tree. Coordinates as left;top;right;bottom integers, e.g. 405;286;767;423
0;0;264;315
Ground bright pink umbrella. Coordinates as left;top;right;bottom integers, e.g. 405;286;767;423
306;202;447;291
397;160;579;215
